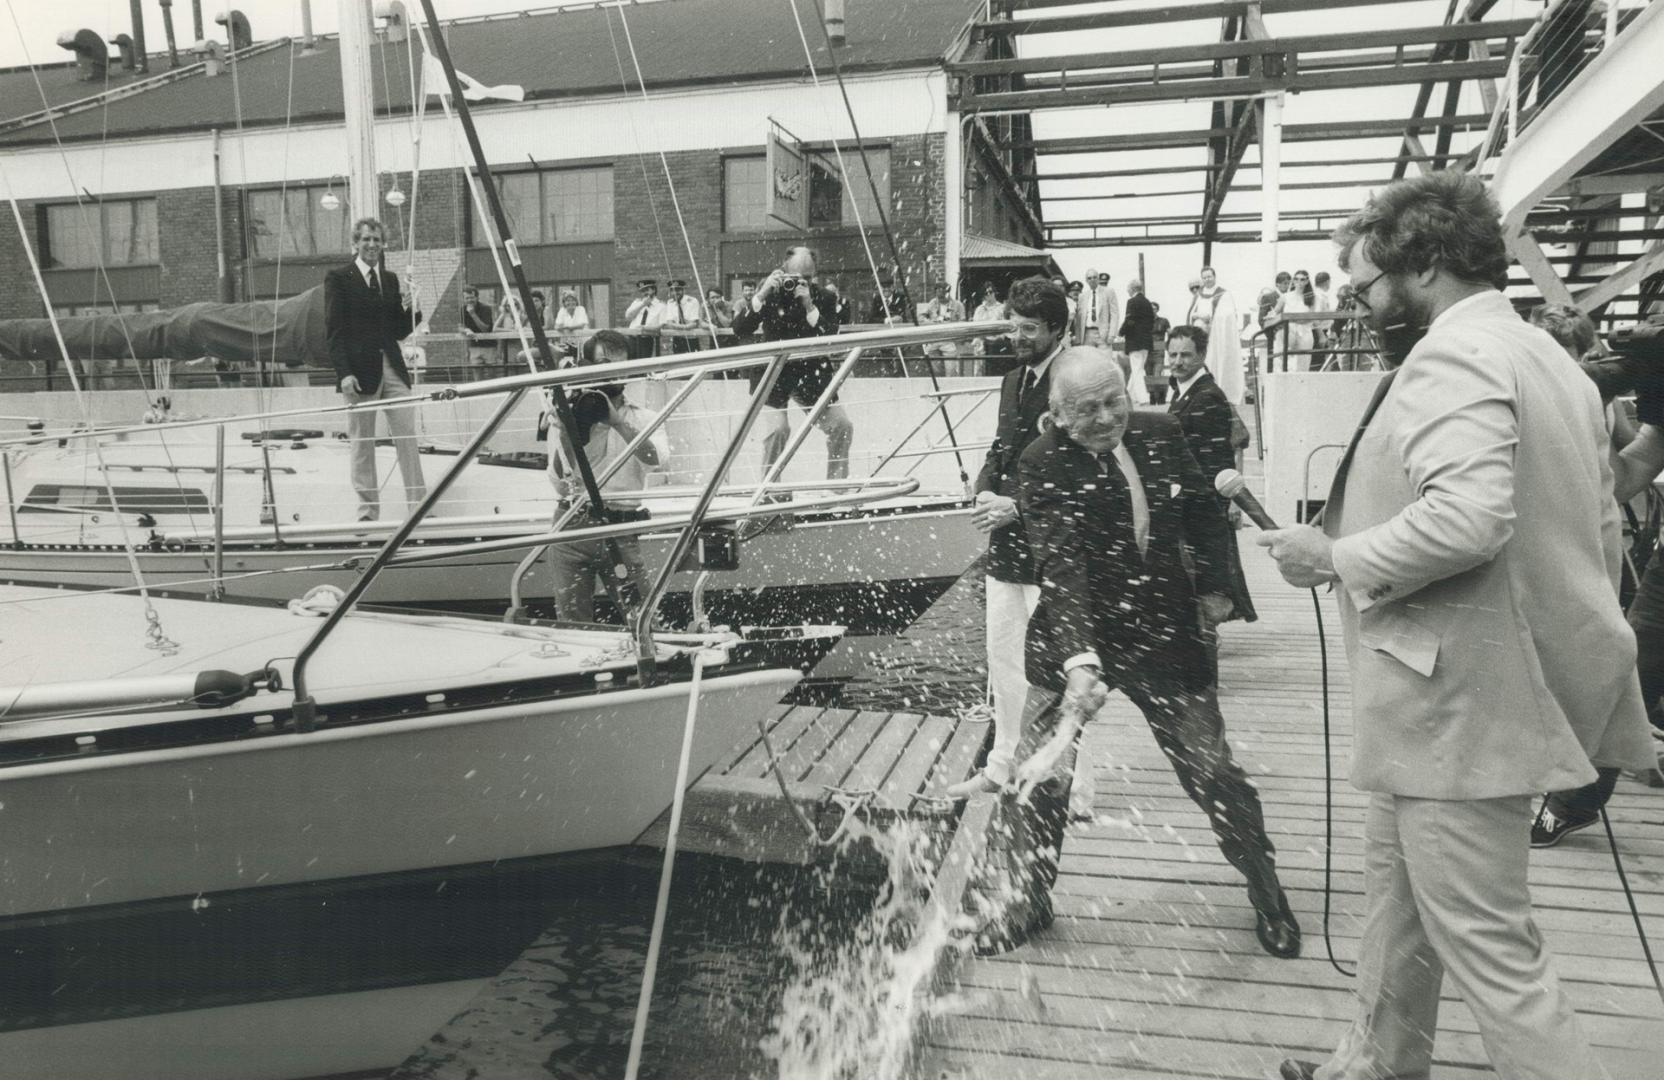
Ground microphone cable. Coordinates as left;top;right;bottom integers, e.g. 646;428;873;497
1310;586;1356;979
1600;804;1664;1007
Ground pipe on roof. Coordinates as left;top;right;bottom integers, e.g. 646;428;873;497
191;0;203;43
128;0;150;73
158;0;181;68
110;33;138;71
825;0;846;47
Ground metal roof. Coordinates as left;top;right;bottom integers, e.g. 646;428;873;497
1;0;979;147
960;232;1052;263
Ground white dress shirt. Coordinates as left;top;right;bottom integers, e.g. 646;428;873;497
1063;441;1149;674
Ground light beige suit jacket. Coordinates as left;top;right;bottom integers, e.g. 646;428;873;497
1325;289;1654;800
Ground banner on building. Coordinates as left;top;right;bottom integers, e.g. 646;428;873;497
765;124;808;232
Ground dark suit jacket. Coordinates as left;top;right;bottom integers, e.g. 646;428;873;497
325;262;419;393
1018;413;1234;692
1168;370;1258;622
731;283;840;341
975;359;1053;583
1167;370;1236;481
1120;293;1156;353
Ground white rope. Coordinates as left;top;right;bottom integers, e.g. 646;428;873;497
624;649;711;1080
782;0;893;319
613;6;723;347
411;19;539;375
0;150;169;648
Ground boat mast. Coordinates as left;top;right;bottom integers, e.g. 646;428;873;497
338;0;379;220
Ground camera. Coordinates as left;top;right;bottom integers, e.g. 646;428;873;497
1582;318;1664;402
572;388;613;444
776;275;802;296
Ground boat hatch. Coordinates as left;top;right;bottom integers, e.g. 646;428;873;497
21;483;210;515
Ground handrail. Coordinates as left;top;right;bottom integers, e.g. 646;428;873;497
630;354;788;683
0;322;1009;451
287;388;527;731
382;478;922;567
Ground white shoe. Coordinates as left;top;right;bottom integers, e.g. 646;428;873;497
942;769;1003;800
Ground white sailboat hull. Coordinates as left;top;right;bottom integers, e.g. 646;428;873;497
0;667;795;921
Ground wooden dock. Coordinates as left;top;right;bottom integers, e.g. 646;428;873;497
919;531;1664;1079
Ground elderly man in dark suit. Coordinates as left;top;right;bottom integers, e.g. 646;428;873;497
1166;323;1257;623
998;347;1299;957
325;217;426;522
945;276;1067;798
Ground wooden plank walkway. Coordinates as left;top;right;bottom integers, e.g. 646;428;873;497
638;703;989;864
919;530;1664;1080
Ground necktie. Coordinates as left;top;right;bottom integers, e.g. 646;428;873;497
1021;367;1038;400
368;267;381;295
636;302;650;328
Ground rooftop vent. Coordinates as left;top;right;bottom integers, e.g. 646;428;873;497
109;32;138;71
375;1;410;44
191;37;224;76
57;28;110;81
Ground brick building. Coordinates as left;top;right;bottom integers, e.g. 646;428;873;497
0;0;1046;360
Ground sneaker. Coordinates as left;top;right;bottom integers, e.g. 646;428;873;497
1530;802;1598;848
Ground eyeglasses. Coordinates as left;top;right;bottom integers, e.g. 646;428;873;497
1350;269;1389;308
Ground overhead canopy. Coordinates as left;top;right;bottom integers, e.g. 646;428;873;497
0;287;327;367
949;0;1524;253
961;232;1061;277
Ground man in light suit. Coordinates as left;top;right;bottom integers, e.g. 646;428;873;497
325;217;426;522
1093;271;1120;351
1261;172;1655;1080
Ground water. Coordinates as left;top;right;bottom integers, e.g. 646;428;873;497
388;567;989;1080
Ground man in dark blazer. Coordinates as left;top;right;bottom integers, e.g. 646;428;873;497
325;217;426;522
1165;324;1257;622
1119;278;1156;400
999;347;1298;958
946;276;1068;798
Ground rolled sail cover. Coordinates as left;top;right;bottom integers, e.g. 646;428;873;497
0;287;326;368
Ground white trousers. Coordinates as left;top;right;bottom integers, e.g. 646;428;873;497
985;576;1040;782
1319;793;1607;1080
345;360;427;522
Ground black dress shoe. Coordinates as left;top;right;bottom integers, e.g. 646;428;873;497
1255;889;1302;959
1530;801;1598;848
1279;1060;1319;1080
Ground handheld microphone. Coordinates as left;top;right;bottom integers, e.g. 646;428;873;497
1214;469;1280;530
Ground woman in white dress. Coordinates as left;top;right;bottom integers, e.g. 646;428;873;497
1280;269;1316;370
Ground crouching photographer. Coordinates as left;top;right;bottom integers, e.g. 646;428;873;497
1533;313;1664;846
546;329;670;624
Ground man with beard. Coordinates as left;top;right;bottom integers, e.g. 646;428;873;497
946;276;1067;799
1262;171;1653;1080
995;347;1299;957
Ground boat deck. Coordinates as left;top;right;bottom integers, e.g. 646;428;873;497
639;701;989;861
919;532;1664;1079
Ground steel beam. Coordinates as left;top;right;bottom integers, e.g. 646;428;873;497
952;20;1533;78
983;0;1428;35
1018;114;1493;154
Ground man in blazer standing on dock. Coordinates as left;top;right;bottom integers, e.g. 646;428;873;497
1261;172;1654;1080
326;217;427;522
1001;347;1299;959
946;276;1066;799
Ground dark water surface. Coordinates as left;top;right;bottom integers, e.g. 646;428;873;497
387;568;988;1080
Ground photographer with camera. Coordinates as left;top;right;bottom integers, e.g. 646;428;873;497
545;329;670;624
731;245;854;481
1531;315;1664;845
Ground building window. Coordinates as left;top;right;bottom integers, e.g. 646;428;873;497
473;167;614;245
43;198;158;268
808;146;890;229
246;185;349;259
723;156;768;232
